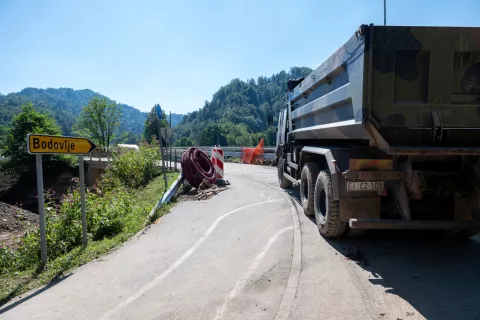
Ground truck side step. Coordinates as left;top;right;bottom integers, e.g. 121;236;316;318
288;161;298;170
283;172;299;185
349;219;480;230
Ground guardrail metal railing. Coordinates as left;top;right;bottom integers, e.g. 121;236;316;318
170;147;276;160
84;146;277;163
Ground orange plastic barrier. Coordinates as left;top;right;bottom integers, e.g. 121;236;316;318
242;139;264;164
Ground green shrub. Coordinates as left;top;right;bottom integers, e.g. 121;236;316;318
0;246;17;273
58;185;133;242
0;186;136;274
100;142;161;190
0;143;162;275
86;189;132;240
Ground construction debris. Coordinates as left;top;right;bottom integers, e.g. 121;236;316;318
195;180;228;200
198;180;215;190
178;179;229;201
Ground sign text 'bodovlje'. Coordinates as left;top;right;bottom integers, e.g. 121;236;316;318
27;134;96;155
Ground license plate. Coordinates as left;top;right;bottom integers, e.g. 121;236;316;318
346;181;384;191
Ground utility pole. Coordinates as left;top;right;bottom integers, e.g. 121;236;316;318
384;0;386;26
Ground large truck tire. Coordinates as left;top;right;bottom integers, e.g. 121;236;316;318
314;170;346;237
278;159;292;189
300;162;320;216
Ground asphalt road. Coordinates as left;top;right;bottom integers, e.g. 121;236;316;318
2;163;480;320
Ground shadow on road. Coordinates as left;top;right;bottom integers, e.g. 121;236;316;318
0;246;84;313
286;186;480;319
284;188;301;203
328;232;480;319
0;273;72;315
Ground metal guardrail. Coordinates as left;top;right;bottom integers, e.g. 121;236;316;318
173;146;276;151
84;146;277;163
170;146;276;160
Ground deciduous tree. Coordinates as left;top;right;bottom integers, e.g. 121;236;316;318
1;103;64;172
74;97;120;151
200;123;227;146
173;137;195;147
143;104;168;143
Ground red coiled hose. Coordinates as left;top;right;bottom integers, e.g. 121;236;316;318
181;147;216;188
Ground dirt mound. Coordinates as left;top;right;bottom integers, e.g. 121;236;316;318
0;202;38;232
0;202;38;249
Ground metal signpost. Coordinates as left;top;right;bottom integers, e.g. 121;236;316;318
384;0;387;25
160;127;173;166
155;105;168;191
169;111;172;171
27;133;96;267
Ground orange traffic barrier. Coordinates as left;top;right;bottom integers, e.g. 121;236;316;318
242;139;264;164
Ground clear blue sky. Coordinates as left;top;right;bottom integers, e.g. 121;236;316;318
1;0;479;114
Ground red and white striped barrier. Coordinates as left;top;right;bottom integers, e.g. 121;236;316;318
215;147;224;179
211;146;216;166
211;146;224;180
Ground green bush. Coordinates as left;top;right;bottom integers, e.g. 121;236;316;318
0;246;17;272
100;142;161;190
86;189;131;240
173;136;195;147
0;187;136;274
0;144;163;274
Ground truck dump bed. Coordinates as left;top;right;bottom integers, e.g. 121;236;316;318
289;25;480;151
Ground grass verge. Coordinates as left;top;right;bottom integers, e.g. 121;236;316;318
0;172;179;307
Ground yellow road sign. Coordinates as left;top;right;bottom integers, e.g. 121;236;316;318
27;134;96;155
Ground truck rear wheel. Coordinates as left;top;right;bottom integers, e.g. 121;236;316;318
300;162;320;216
314;170;346;237
277;159;292;189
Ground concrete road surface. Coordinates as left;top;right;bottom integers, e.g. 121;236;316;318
2;163;480;320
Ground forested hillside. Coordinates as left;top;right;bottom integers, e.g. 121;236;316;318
0;66;310;148
0;88;184;144
174;67;312;147
170;113;183;127
0;88;145;143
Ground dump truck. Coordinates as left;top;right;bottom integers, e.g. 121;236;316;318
275;24;480;238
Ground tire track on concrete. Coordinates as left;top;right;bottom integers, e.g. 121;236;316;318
241;176;302;320
213;226;293;320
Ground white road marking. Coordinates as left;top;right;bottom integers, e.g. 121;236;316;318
99;198;283;320
213;226;293;320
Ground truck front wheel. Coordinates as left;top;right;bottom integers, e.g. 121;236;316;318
314;170;346;237
300;162;320;216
